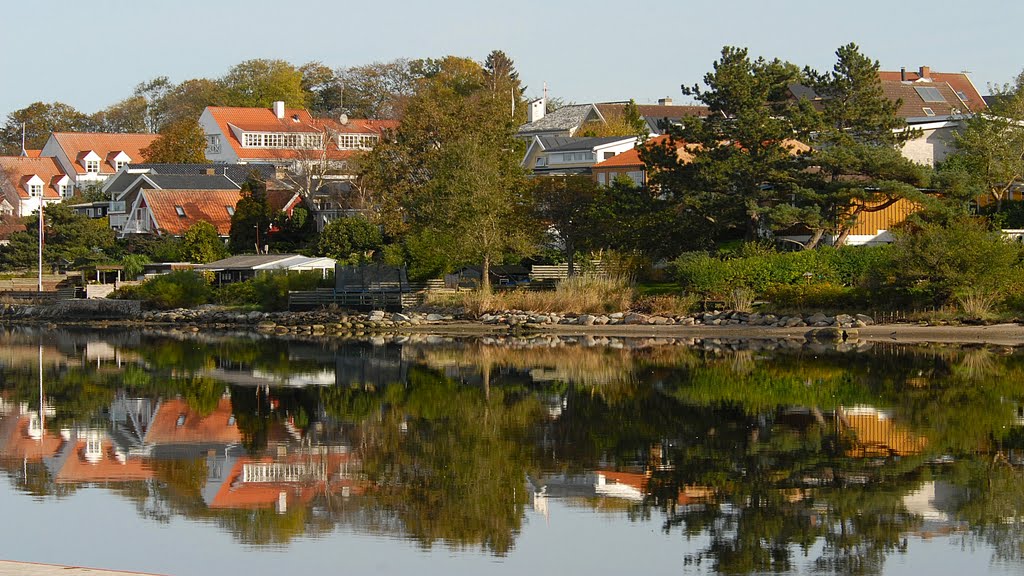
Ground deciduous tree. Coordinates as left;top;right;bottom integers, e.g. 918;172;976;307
180;221;228;263
141;119;207;163
0;101;93;155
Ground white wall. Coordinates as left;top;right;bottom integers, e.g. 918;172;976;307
199;108;239;163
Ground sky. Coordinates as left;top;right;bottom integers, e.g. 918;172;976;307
0;0;1020;119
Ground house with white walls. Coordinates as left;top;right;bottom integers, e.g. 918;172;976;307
39;132;158;191
0;156;69;217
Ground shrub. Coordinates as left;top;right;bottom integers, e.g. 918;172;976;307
121;270;212;309
762;283;866;311
726;287;755;313
632;293;699;316
214;271;327;311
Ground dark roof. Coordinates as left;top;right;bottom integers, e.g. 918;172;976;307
879;80;969;121
545;136;636;153
147;174;239;190
518;104;603;135
128;163;276;182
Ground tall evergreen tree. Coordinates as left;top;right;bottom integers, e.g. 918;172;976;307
229;176;273;254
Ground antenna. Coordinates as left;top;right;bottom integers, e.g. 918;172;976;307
21;122;26;157
543;82;548;102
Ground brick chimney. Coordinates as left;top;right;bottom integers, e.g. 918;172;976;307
272;101;285;119
919;66;931;80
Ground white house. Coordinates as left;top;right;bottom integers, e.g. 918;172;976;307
0;156;69;217
522;135;640;176
39;132;158;191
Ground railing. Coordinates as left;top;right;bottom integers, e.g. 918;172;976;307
242;462;327;483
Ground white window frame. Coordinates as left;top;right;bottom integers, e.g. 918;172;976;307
85;159;100;173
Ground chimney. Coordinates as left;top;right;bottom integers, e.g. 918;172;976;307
658;97;673;106
528;97;546;123
272;101;285;119
919;66;931;80
900;67;906;81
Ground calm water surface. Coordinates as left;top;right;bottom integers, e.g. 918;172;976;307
0;327;1022;575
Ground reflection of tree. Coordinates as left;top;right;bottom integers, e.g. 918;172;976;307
359;367;544;555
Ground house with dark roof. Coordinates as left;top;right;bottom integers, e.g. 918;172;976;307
517;97;606;139
38;132;158;190
0;156;70;217
879;79;971;166
522;135;639;175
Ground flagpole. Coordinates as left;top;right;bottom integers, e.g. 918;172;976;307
38;201;43;292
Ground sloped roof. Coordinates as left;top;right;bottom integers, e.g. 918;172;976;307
23;150;41;158
204;106;395;162
52;440;154;484
50;132;158;174
141;188;241;236
879;80;969;120
143;397;241;445
0;415;62;461
879;69;985;112
545;136;637;153
592;135;694;170
198;254;305;269
595;102;711;134
0;156;66;199
518;104;603;135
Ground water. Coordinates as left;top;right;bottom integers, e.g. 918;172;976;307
0;326;1022;575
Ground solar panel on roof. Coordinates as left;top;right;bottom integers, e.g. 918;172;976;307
914;86;946;103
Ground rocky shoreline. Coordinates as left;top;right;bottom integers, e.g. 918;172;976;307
3;302;1024;346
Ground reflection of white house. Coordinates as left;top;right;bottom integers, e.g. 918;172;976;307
39;132;158;190
0;156;69;217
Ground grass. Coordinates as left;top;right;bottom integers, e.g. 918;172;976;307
424;274;635;316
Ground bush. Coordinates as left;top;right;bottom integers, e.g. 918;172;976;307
214;271;327;311
118;270;212;309
762;283;866;311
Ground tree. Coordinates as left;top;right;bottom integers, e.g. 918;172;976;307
646;47;810;242
363;56;536;291
180;221;228;263
576;99;649;140
158;78;228;128
1;101;93;155
945;72;1024;211
140;119;207;163
133;76;175;132
336;59;422;119
531;175;600;275
220;59;307;108
228;177;273;254
483;50;526;123
0;202;115;270
92;96;149;133
316;216;382;263
798;43;928;247
300;61;343;116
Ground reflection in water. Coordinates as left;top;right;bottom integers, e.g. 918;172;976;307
0;327;1023;573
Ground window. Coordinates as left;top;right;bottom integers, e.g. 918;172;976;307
176;414;186;427
227;415;236;426
603;151;616;160
85;159;100;173
28;183;42;197
115;160;128;171
597;173;606;186
226;206;235;216
535;156;547;167
59;183;71;197
628;171;645;186
914;86;946;103
336;133;378;149
175;206;186;217
922;107;936;117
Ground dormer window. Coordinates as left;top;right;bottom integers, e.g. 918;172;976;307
29;183;42;197
86;159;100;173
226;206;235;216
175;206;186;217
922;107;936;117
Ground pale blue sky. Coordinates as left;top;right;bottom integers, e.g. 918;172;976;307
1;0;1019;119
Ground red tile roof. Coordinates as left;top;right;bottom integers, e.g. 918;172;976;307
143;397;242;445
53;440;154;484
0;156;67;199
266;189;301;216
23;150;41;158
141;189;242;236
591;135;695;170
0;416;63;461
204;106;397;162
879;69;986;112
51;132;158;174
879;80;969;119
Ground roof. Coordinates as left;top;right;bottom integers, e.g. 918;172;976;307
143;397;241;445
0;156;67;199
49;132;158;174
595;102;711;134
267;188;301;214
132;163;277;180
591;135;694;170
518;104;604;135
879;68;986;112
879;80;969;121
52;440;154;484
23;150;41;158
198;253;308;270
544;136;638;153
140;188;241;236
204;106;396;162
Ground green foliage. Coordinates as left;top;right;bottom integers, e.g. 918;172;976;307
219;59;308;108
316;216;382;263
0;202;116;270
180;221;228;264
119;270;212;309
1;101;93;154
229;176;273;253
884;216;1022;305
119;254;151;281
214;271;325;311
140;119;207;163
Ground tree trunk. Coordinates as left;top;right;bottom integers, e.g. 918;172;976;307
566;239;576;278
834;225;852;247
481;253;492;294
803;228;825;250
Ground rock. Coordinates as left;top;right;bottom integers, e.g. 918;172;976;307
806;312;830;325
609;312;625;319
623;313;648;325
835;314;854;325
391;313;411;323
805;327;844;341
426;313;445;322
368;310;386;321
855;313;875;325
578;314;596;326
649;316;671;325
256;321;277;331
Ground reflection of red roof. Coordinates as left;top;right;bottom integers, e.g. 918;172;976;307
50;132;158;174
144;397;241;445
879;69;985;112
209;453;364;509
53;440;153;484
0;416;62;460
141;189;241;236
